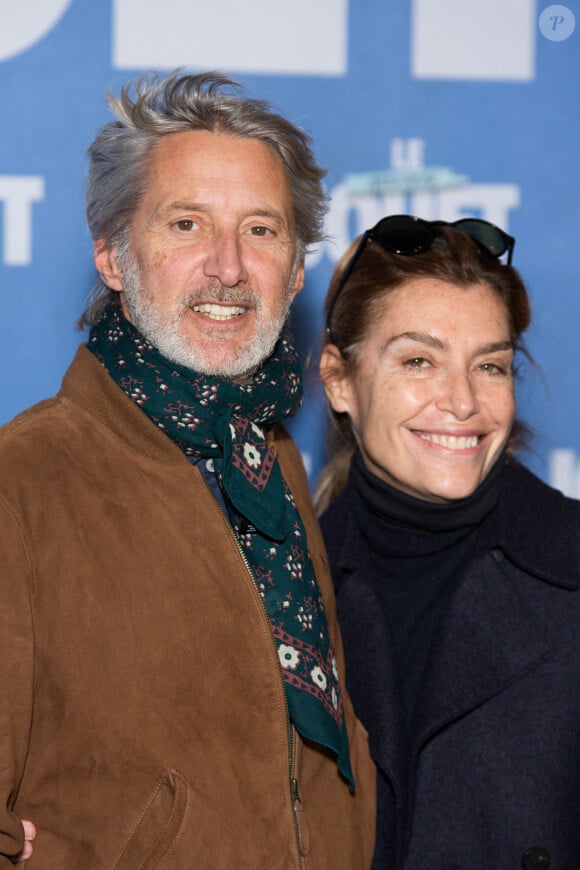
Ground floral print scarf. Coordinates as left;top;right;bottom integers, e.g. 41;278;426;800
88;305;354;788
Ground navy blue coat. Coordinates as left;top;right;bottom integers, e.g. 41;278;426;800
321;460;580;870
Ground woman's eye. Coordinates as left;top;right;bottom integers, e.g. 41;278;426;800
480;362;504;374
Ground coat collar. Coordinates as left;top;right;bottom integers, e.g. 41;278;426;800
483;458;580;590
328;457;580;593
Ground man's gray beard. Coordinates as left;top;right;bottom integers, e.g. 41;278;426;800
117;250;298;381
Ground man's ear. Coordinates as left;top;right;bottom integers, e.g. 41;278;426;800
290;256;305;300
94;240;123;292
319;344;353;415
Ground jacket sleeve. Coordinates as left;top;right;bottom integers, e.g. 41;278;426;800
0;496;34;863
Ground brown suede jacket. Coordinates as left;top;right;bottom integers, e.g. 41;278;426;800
0;346;376;869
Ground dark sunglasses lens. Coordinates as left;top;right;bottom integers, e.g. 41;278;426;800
373;216;435;256
454;219;509;257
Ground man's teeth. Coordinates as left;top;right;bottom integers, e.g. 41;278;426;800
192;303;245;321
419;433;479;449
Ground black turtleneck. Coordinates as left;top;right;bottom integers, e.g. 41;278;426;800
348;448;503;728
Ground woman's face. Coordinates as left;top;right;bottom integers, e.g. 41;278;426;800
322;278;516;503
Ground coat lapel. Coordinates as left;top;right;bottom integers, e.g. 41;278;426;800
337;570;407;793
411;549;554;753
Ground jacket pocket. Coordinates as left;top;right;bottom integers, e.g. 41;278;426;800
113;768;190;869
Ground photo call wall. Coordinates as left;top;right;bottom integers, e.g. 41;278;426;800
1;0;579;495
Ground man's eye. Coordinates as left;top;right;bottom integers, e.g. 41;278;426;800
405;357;429;368
250;226;272;237
175;219;196;231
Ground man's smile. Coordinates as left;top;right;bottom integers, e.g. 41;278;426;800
191;302;247;321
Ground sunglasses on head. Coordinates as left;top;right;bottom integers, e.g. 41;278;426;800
325;214;516;342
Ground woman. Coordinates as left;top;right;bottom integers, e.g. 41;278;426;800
318;215;580;870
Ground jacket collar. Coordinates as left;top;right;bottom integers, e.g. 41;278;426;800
60;345;189;466
60;344;286;468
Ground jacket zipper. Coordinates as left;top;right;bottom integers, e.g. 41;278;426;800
233;521;306;860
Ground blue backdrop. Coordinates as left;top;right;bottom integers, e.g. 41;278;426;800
1;0;579;495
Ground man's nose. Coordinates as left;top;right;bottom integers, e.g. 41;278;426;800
202;231;248;287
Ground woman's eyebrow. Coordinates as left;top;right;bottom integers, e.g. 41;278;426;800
474;341;514;355
384;331;446;351
381;333;514;355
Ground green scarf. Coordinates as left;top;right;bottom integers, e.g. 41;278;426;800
89;306;354;788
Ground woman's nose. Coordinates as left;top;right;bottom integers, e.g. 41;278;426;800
436;370;480;420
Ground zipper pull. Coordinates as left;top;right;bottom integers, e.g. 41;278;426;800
291;776;310;857
290;776;300;803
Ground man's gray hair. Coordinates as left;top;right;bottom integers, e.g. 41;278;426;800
81;70;328;326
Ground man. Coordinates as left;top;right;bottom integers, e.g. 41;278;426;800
0;71;375;867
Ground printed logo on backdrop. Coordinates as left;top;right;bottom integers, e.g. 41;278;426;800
411;0;536;81
0;177;44;266
310;139;520;268
549;449;580;499
0;1;65;266
0;0;73;62
112;0;348;75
